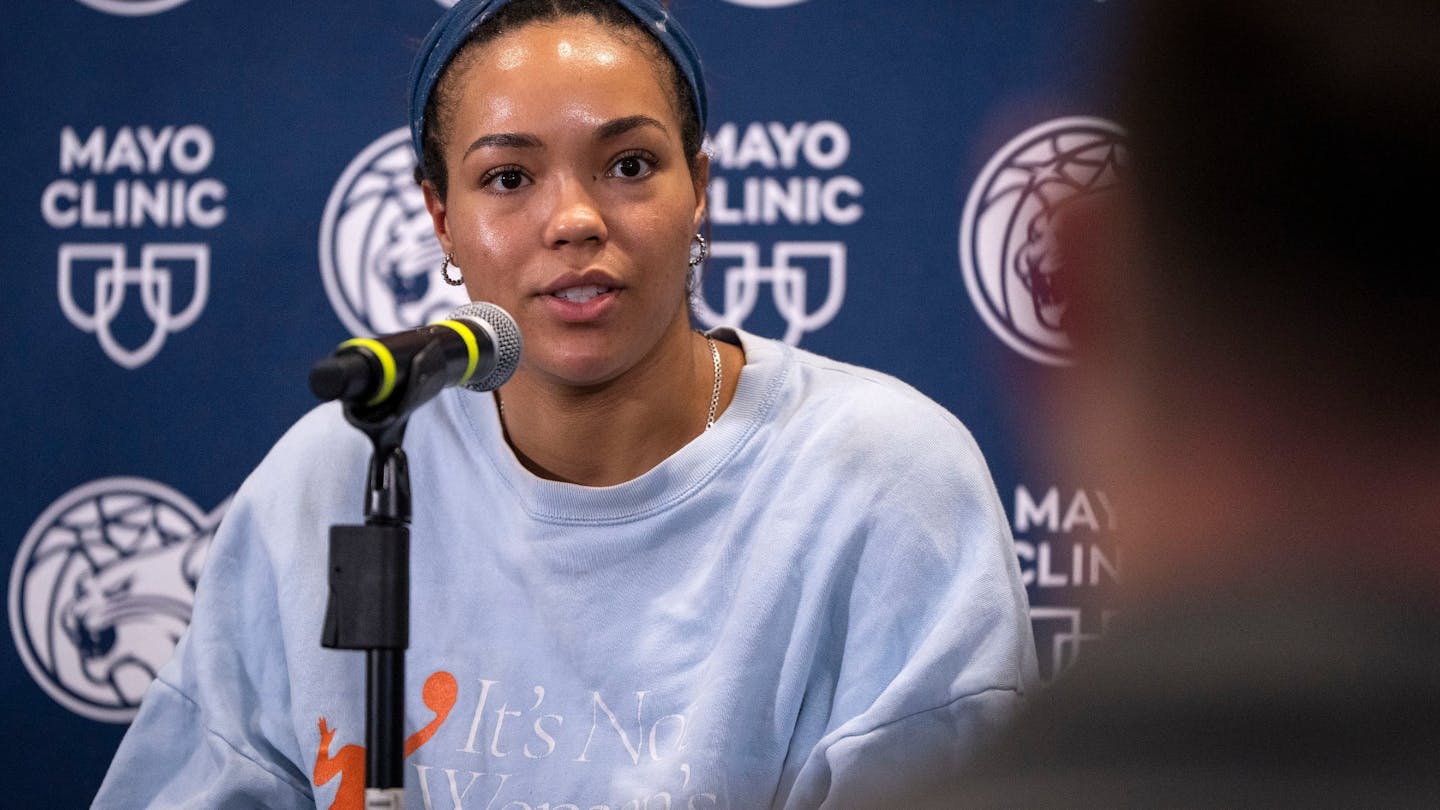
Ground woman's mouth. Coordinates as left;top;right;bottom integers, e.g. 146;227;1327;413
541;280;622;323
550;284;614;303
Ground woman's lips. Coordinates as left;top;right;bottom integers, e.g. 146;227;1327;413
550;283;614;303
541;283;620;321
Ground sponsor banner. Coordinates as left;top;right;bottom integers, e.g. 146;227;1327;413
696;121;861;345
0;1;1127;804
42;125;226;369
1011;484;1121;682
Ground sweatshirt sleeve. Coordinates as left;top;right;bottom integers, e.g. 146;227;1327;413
781;405;1038;808
91;677;312;809
91;409;356;808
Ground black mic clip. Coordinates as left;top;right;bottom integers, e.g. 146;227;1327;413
321;338;450;653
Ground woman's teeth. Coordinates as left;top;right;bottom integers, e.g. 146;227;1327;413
553;285;610;303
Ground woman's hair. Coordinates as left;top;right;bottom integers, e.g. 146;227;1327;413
415;0;704;200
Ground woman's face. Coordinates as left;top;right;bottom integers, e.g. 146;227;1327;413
424;18;708;389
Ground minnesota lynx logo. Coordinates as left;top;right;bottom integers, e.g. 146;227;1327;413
319;128;467;338
720;0;811;7
960;117;1127;366
74;0;192;15
8;478;227;722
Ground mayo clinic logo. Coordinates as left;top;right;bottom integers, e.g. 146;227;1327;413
320;128;467;337
42;125;226;369
1013;484;1121;682
74;0;192;16
1030;607;1114;684
692;241;845;346
56;243;209;370
960;117;1127;366
697;121;860;345
9;478;227;723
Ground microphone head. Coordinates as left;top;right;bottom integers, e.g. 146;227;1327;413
449;301;522;391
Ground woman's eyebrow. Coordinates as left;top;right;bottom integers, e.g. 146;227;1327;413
594;115;668;142
463;132;543;160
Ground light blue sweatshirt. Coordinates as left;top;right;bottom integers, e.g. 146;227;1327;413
94;330;1036;809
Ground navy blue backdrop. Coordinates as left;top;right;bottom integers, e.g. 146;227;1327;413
2;0;1122;804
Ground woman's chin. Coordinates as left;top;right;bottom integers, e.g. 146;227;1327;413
520;350;627;391
514;313;688;391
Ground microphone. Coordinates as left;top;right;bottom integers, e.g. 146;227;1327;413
308;301;522;406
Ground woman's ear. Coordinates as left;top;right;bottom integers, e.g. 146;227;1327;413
690;151;710;231
421;180;454;254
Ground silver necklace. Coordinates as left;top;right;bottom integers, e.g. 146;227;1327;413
704;334;721;430
497;337;722;429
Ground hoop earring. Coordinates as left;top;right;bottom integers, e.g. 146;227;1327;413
440;253;464;286
687;233;708;267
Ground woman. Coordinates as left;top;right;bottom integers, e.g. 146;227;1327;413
415;0;732;486
94;1;1035;807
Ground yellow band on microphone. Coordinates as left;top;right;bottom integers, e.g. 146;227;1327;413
338;338;397;406
434;319;480;384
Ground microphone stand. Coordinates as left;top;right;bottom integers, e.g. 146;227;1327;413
321;342;453;810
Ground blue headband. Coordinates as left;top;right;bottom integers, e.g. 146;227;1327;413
408;0;708;167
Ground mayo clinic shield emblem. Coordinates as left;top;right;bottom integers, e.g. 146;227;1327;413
57;243;209;370
319;128;467;337
692;240;845;346
1029;606;1114;684
8;478;226;723
960;117;1127;366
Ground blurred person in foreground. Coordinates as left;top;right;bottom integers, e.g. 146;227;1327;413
918;1;1440;806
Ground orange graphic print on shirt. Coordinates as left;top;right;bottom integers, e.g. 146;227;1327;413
312;670;459;810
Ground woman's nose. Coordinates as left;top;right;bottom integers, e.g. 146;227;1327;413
544;178;607;248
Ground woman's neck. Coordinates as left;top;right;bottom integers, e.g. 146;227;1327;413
494;328;741;487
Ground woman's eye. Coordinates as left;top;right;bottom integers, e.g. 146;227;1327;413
482;167;530;192
608;153;655;179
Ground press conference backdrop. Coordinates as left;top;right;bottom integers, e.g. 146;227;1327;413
3;0;1121;803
